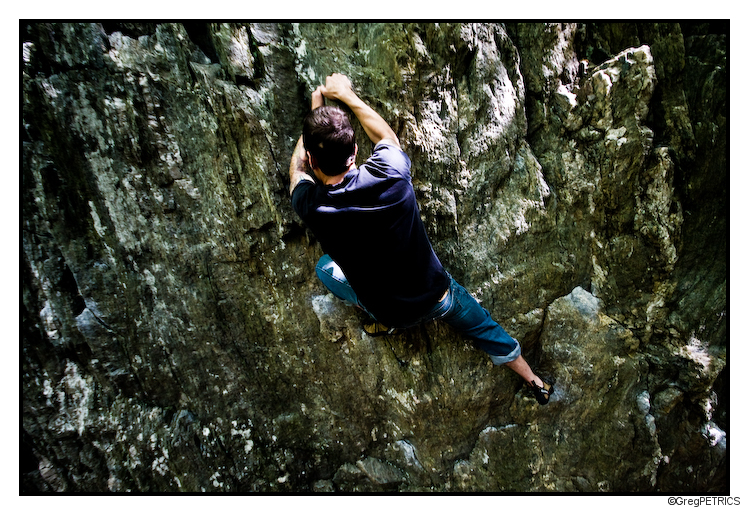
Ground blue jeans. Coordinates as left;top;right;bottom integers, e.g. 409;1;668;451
315;255;521;365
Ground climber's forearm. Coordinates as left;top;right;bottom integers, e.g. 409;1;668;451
311;86;325;110
346;95;400;148
289;136;314;194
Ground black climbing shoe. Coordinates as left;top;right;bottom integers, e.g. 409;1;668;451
528;379;554;405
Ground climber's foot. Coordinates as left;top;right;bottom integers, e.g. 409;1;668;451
528;378;554;405
363;319;401;336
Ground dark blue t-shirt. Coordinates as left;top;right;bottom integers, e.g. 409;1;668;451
292;142;449;327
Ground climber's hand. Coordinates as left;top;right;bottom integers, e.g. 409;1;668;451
320;73;356;104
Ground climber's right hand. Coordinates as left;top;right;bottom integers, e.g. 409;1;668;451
320;73;356;104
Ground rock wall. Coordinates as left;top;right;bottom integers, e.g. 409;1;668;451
22;22;727;492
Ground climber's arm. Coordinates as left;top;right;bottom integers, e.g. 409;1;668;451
289;86;328;195
289;135;314;195
311;86;325;110
320;73;400;149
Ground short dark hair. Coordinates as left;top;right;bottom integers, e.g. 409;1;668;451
303;106;356;176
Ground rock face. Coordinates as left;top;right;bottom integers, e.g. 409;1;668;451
22;22;727;492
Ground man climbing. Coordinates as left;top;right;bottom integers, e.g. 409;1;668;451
289;73;553;405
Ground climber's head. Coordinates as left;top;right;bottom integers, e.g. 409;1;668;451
303;106;357;177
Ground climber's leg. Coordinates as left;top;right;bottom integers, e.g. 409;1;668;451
315;254;361;306
437;276;521;365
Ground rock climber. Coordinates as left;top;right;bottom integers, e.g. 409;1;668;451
289;73;554;405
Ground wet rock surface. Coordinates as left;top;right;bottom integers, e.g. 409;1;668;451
22;22;726;492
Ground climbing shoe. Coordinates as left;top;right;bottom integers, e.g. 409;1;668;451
363;319;401;336
528;379;554;405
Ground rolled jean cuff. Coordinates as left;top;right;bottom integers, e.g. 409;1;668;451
487;339;522;366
